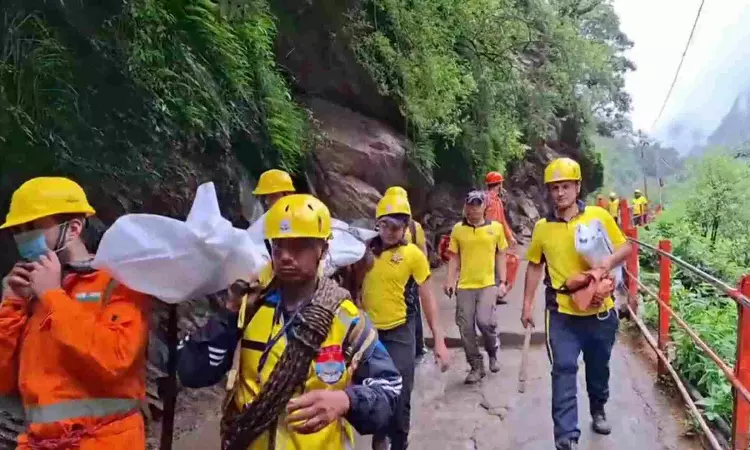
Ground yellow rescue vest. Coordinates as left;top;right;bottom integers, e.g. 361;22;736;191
234;294;359;450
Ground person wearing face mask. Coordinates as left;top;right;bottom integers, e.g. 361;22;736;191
0;177;151;450
362;194;450;450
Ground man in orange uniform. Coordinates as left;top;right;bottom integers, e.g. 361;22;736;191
484;172;516;247
0;177;151;449
485;172;517;305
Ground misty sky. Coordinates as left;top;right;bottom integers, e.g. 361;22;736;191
613;0;750;151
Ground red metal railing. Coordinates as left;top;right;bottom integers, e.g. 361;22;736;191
617;200;750;450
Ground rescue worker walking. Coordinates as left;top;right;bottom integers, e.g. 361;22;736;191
484;172;517;247
253;169;296;209
607;192;620;225
0;177;151;449
177;194;402;450
443;191;509;383
362;194;450;450
521;159;632;450
631;189;648;226
383;186;429;361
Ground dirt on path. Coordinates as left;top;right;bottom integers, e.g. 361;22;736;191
170;335;701;450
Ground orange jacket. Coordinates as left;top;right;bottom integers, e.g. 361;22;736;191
485;190;513;242
0;269;150;449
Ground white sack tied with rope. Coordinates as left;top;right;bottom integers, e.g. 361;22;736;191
93;182;265;303
246;214;378;277
574;219;624;290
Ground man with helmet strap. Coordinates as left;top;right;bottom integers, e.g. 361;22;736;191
484;171;516;247
443;190;509;383
383;186;429;360
521;158;632;450
631;189;648;226
0;177;151;449
177;194;402;450
362;193;450;450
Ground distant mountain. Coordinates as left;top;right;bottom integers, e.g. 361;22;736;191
703;85;750;152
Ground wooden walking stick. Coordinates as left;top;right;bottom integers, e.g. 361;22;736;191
518;325;532;393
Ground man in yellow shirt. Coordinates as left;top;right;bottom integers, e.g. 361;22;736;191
362;194;449;450
383;186;429;360
632;189;648;226
607;192;620;225
443;190;509;383
521;158;632;450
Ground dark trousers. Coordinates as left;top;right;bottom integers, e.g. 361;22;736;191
545;309;618;446
374;321;416;450
413;298;425;357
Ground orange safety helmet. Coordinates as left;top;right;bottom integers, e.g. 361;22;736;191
485;171;504;185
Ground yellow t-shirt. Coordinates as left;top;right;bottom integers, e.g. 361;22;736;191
361;243;431;330
607;199;619;218
404;220;427;253
448;220;508;290
526;204;626;316
632;196;648;215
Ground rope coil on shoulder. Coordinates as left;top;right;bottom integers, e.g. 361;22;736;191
220;277;349;450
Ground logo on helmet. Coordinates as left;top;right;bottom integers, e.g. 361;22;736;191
279;219;291;234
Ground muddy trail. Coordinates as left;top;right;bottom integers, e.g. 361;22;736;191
159;333;702;450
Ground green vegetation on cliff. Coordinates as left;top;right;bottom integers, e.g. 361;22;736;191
348;0;633;185
0;0;306;192
1;0;634;201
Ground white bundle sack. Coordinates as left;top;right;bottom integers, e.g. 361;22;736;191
574;219;624;290
323;219;378;276
93;183;265;303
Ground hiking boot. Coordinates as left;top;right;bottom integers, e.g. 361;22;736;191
372;436;389;450
488;354;500;373
592;411;612;435
464;367;485;384
556;439;578;450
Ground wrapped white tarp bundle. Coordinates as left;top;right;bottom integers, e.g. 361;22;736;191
246;213;378;277
574;219;624;289
323;219;378;276
92;183;265;303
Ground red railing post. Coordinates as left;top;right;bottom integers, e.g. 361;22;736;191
620;198;631;230
732;275;750;449
657;240;672;377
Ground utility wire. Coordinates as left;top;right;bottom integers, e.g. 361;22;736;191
650;0;706;131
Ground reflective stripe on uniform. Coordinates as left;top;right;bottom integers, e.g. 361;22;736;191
25;398;140;424
0;395;25;418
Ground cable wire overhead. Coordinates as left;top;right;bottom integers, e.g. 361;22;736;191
650;0;706;131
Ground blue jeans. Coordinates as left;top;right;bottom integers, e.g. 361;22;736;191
545;309;618;446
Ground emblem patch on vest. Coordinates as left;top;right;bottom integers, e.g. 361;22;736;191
315;345;346;384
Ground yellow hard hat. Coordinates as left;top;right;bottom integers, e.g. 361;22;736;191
253;169;295;196
264;194;331;240
376;194;412;219
384;186;408;198
1;177;96;230
544;158;582;184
